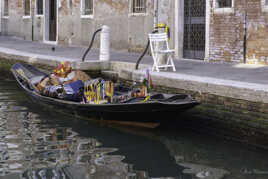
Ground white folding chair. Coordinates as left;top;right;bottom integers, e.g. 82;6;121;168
149;33;176;72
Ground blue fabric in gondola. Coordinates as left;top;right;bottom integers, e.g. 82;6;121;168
63;80;84;102
100;80;105;100
43;85;63;98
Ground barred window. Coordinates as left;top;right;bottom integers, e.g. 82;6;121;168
216;0;232;8
4;0;9;16
24;0;31;16
36;0;43;15
132;0;146;13
81;0;93;16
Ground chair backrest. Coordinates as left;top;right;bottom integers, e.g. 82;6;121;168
148;33;169;60
148;33;168;42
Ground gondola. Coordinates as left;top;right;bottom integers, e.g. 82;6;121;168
11;63;199;128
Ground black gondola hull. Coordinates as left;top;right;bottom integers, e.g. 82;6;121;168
11;63;199;125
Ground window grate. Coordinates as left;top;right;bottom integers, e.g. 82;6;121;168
83;0;93;15
24;0;31;16
183;0;206;59
37;0;43;15
4;0;8;16
217;0;232;8
133;0;146;13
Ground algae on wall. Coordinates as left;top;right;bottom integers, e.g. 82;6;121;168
0;60;14;80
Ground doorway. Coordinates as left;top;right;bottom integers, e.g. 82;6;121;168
183;0;205;59
44;0;57;42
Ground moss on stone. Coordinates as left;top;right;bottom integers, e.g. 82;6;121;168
0;60;14;80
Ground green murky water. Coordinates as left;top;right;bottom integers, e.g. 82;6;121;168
0;79;268;179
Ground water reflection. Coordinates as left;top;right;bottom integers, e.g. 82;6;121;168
1;110;146;178
3;79;268;179
0;81;188;179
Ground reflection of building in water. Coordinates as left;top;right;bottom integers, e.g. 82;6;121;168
0;110;28;176
0;110;151;179
161;137;232;179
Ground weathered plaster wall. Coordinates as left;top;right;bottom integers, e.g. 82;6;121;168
142;0;175;50
168;0;176;49
4;0;268;63
1;0;154;52
158;0;169;23
209;0;268;64
1;0;43;41
158;0;176;49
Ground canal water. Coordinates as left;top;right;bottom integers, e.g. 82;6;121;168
0;79;268;179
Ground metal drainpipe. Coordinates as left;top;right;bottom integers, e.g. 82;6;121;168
243;0;248;64
31;0;34;41
153;0;159;30
0;0;2;35
243;11;247;64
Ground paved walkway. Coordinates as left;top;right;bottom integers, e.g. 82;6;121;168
0;36;153;63
1;35;268;85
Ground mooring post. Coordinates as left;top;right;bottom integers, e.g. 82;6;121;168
99;25;110;61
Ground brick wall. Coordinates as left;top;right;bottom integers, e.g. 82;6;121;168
209;0;268;64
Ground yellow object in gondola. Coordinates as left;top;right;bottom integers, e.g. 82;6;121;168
144;96;150;102
105;81;114;103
